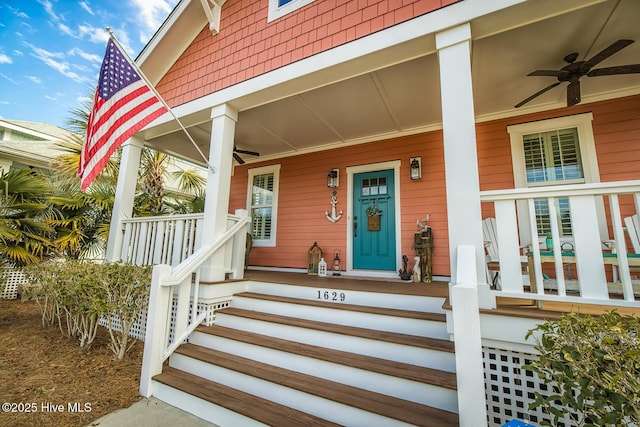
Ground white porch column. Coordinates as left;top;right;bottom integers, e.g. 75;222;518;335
105;136;144;262
200;103;238;281
436;24;487;288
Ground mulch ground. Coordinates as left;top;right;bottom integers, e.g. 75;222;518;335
0;298;143;427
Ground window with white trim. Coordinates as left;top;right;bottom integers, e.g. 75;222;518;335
508;113;600;237
267;0;315;22
247;164;280;247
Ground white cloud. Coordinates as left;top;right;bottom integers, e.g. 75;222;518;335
130;0;176;43
45;94;57;101
0;54;12;64
0;73;19;85
24;42;90;84
58;23;74;37
68;47;101;64
6;5;29;19
79;1;95;15
26;76;43;84
39;0;59;22
77;24;109;44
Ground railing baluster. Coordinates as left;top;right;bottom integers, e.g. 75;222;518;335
609;194;634;301
569;195;608;299
547;197;566;296
527;199;544;296
494;200;524;292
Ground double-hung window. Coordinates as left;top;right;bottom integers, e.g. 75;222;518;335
523;127;583;235
268;0;315;22
247;165;280;247
509;113;601;239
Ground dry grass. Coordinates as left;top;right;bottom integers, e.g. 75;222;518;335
0;299;143;427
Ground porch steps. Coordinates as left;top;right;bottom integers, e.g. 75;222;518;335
151;282;458;426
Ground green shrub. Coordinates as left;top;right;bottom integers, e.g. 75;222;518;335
524;310;640;426
98;263;151;360
23;261;151;359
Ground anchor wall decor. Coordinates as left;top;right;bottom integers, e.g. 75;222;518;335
325;191;343;223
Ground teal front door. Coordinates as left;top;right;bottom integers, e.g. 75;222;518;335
353;169;396;270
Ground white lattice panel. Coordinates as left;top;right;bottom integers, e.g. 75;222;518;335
1;269;27;299
483;346;573;427
100;294;231;342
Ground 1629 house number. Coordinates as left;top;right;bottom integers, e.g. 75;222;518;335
317;290;346;302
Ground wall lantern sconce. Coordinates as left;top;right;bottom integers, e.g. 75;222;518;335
327;168;339;188
410;157;422;180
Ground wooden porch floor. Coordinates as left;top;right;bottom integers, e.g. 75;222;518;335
244;270;640;318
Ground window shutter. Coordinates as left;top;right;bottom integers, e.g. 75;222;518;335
524;127;582;236
251;173;274;240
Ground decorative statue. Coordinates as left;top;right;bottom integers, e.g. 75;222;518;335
413;256;421;282
416;214;430;231
398;255;412;280
325;191;343;223
414;214;433;283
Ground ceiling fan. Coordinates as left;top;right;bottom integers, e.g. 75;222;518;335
514;39;640;108
233;146;259;164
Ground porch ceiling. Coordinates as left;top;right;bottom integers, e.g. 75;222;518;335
144;0;640;166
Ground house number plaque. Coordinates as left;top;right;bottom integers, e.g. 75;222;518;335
316;290;346;302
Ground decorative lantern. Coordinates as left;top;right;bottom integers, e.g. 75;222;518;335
327;169;339;188
410;157;422;180
307;242;322;275
332;250;341;275
318;258;328;277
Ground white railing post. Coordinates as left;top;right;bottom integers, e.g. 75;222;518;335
230;209;249;279
451;245;488;426
140;264;173;397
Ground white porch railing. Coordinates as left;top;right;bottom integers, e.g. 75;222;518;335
139;209;250;397
119;213;204;266
480;180;640;307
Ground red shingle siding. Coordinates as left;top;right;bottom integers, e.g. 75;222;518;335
156;0;461;107
229;131;451;276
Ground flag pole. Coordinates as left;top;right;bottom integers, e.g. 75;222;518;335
106;27;216;174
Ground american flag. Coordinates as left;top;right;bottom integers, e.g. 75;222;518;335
78;38;167;190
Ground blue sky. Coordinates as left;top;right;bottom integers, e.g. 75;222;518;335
0;0;179;130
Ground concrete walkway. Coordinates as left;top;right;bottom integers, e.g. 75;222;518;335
87;397;218;427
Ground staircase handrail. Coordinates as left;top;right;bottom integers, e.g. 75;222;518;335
140;209;250;397
160;215;250;287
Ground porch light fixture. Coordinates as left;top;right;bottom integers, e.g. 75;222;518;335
327;169;339;188
410;157;422;180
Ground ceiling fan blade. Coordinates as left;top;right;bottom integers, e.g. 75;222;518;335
233;152;245;164
587;64;640;77
514;81;562;108
567;80;580;107
584;39;634;68
527;70;567;77
234;148;260;156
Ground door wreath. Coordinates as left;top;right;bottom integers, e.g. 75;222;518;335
366;201;382;231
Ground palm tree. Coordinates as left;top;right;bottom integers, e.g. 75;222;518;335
0;169;57;267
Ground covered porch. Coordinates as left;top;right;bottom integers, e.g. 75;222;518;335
105;0;640;424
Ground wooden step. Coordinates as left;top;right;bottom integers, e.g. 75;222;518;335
154;366;342;427
217;307;455;353
234;291;447;322
195;324;457;390
172;343;460;426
